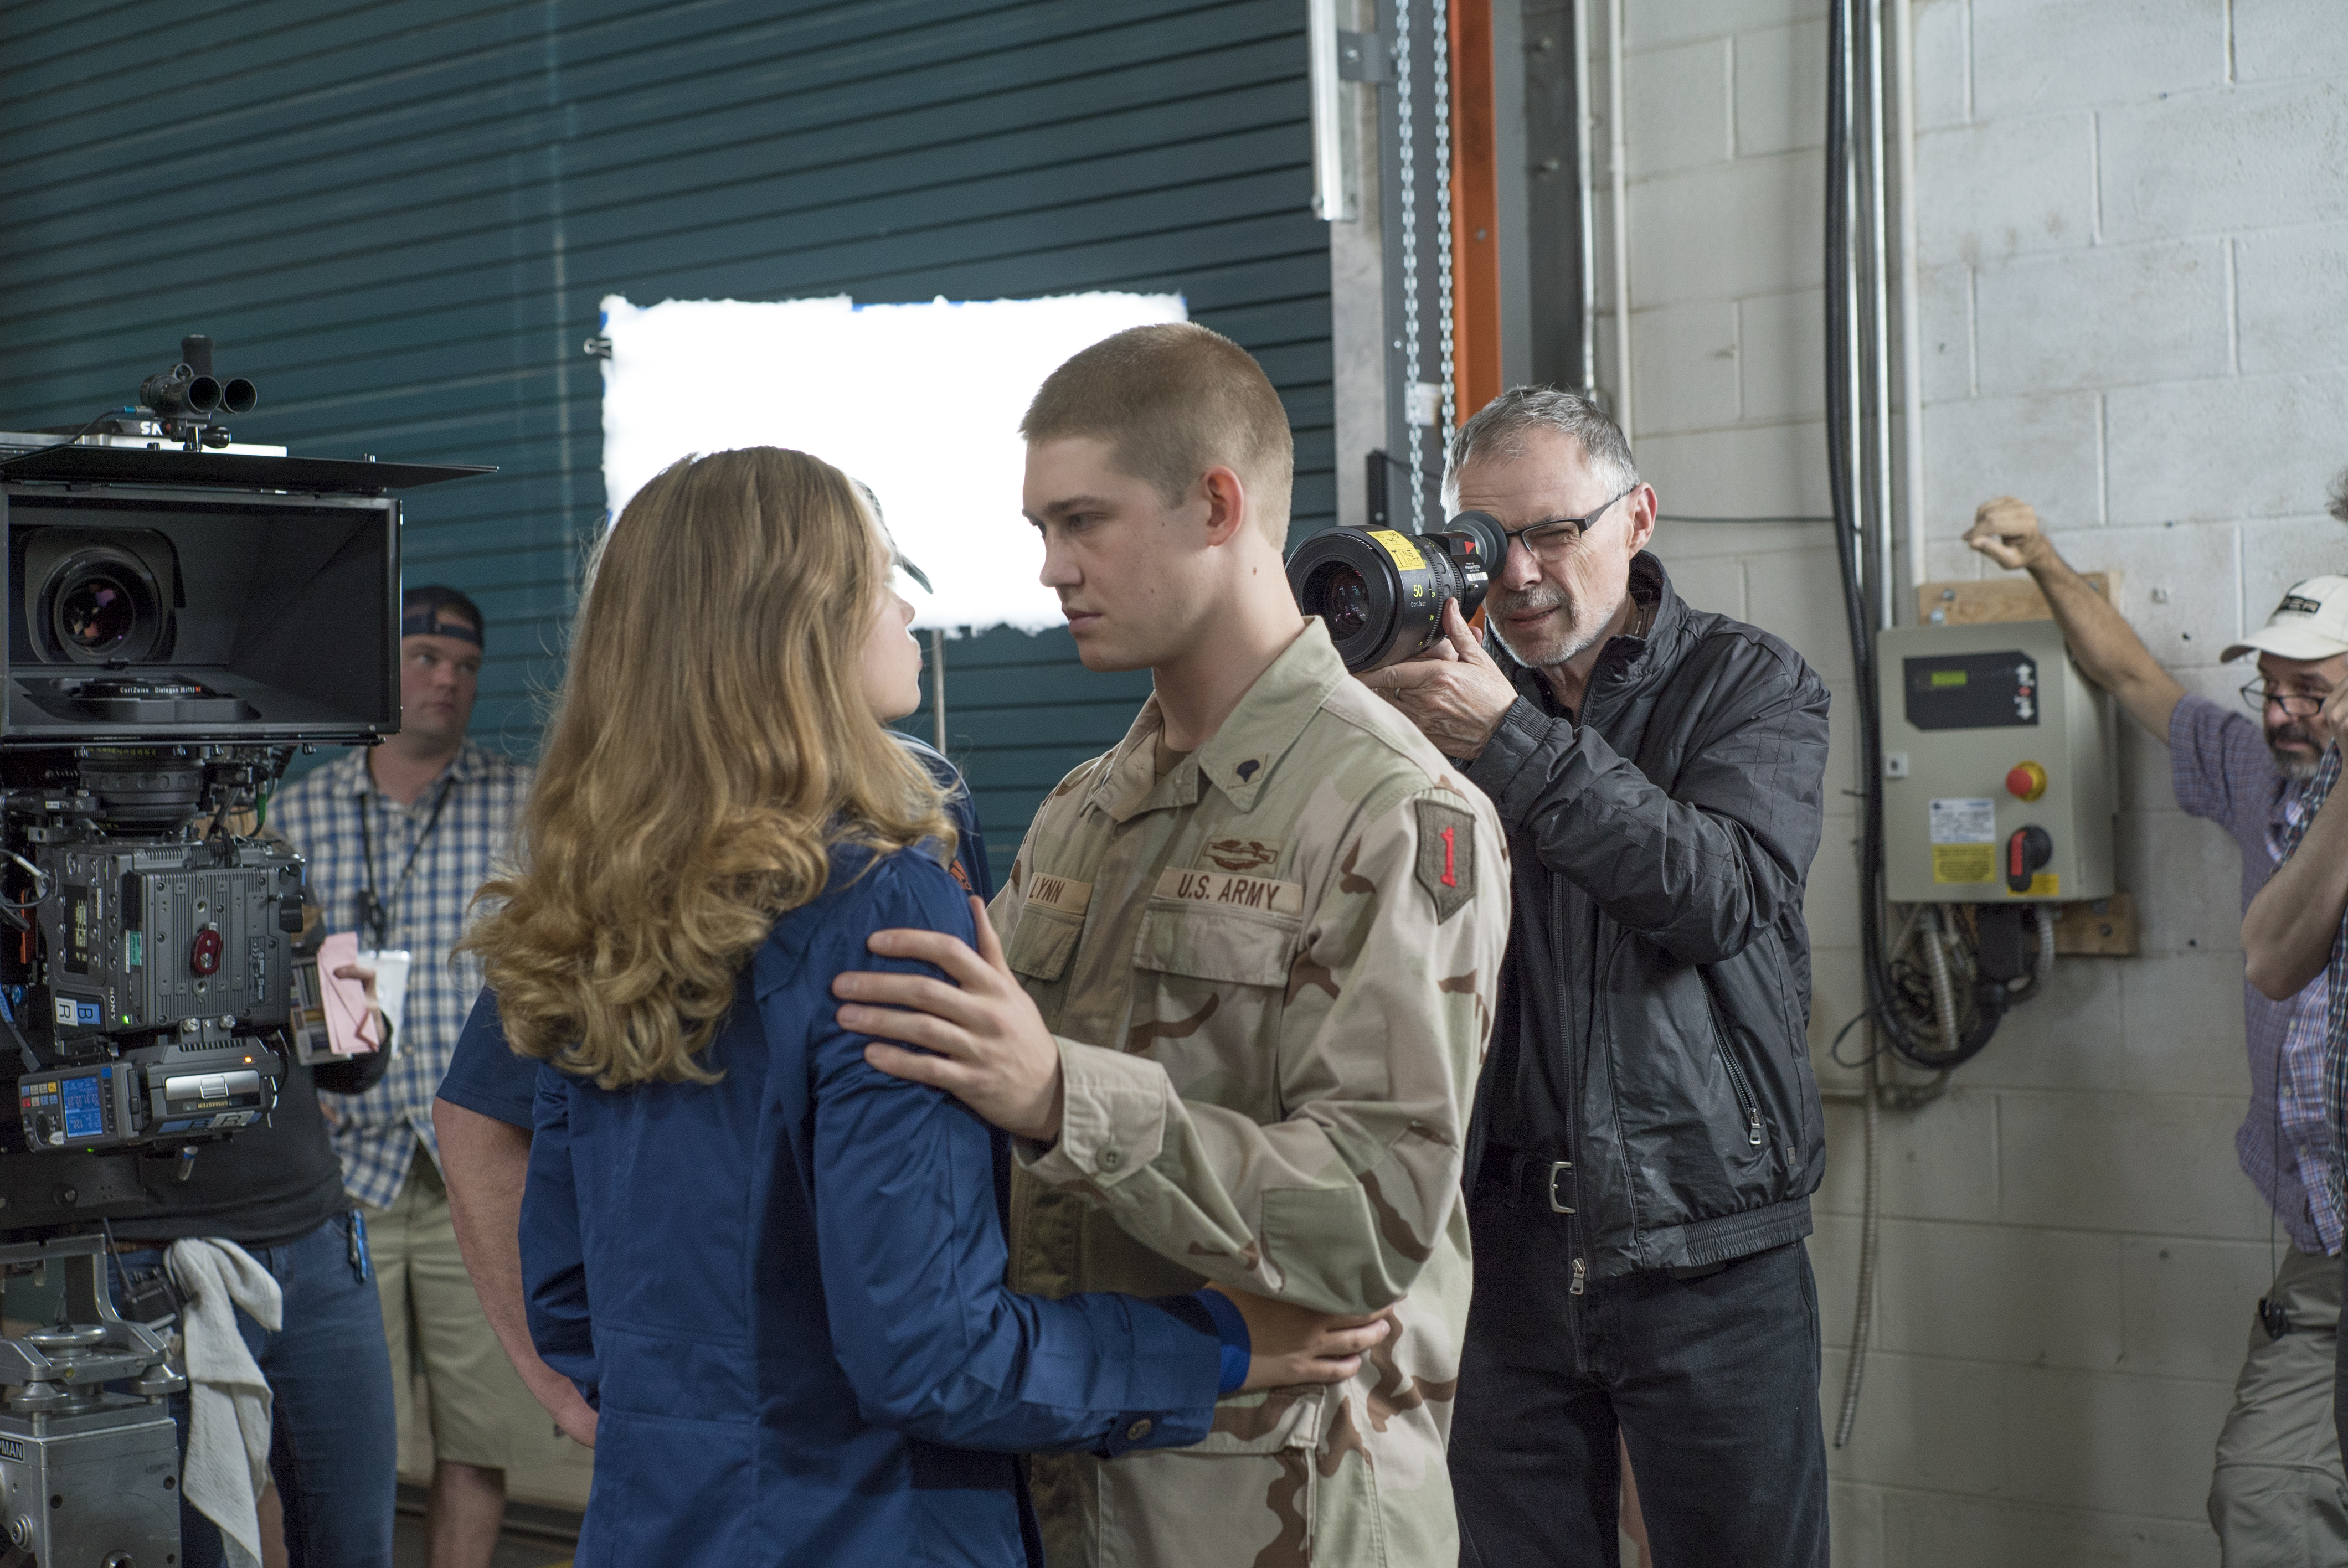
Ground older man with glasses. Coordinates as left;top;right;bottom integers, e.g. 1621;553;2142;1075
1966;497;2348;1566
1371;387;1835;1567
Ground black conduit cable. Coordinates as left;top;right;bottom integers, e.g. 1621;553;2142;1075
1826;0;1874;1451
1830;0;2012;1453
1821;0;1996;1075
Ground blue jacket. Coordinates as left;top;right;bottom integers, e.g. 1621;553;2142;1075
520;845;1224;1566
437;734;995;1133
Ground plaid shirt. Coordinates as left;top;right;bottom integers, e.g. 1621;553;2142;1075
270;742;533;1209
2170;695;2337;1254
2272;741;2347;1223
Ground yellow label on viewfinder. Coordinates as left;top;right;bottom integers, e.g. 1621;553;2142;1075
1932;843;1996;883
1369;529;1427;571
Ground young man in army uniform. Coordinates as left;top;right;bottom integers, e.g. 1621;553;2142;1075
834;322;1510;1566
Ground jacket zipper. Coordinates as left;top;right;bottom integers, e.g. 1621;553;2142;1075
1557;869;1588;1293
1711;1018;1766;1147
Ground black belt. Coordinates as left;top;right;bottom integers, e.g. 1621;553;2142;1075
1481;1144;1575;1215
1476;1146;1744;1282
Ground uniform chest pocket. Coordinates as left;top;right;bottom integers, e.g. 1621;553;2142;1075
1005;906;1083;982
1132;901;1302;988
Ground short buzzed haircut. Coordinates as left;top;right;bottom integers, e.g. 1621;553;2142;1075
1021;322;1295;546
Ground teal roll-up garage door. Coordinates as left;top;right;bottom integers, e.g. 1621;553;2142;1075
0;1;1332;880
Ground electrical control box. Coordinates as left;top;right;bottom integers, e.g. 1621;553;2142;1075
1878;618;2116;903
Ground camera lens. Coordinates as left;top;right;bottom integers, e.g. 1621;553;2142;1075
1286;513;1506;673
1317;564;1371;639
38;545;168;666
58;575;138;657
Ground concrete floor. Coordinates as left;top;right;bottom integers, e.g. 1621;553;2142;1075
389;1487;579;1568
390;1515;573;1568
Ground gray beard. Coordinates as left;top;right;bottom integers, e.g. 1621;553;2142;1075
2274;748;2320;784
2270;720;2323;782
1490;585;1621;672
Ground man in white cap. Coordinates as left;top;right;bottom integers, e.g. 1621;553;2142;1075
2240;586;2348;1466
1966;498;2347;1566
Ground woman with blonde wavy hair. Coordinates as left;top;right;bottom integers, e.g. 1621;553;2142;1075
466;447;1382;1567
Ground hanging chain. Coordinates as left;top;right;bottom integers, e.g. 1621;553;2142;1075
1434;0;1456;460
1395;0;1423;532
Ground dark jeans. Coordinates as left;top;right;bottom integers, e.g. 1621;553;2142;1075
1451;1182;1830;1568
116;1212;398;1568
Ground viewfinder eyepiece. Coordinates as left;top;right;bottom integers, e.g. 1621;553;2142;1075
138;365;223;417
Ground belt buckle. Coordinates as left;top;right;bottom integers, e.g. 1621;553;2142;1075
1546;1159;1575;1215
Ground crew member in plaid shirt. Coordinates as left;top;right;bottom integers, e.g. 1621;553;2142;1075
1969;498;2348;1567
271;585;559;1568
2241;587;2348;1463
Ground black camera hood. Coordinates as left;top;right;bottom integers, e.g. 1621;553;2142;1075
0;443;492;495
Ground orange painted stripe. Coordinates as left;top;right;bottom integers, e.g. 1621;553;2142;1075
1450;0;1502;423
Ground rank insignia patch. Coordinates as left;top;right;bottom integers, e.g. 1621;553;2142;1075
1412;799;1477;923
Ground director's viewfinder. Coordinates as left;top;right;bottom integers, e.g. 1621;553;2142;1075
1285;509;1507;672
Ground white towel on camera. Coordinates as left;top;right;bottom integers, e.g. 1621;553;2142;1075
167;1238;282;1568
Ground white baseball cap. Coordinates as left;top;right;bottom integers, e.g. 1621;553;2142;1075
2223;575;2348;663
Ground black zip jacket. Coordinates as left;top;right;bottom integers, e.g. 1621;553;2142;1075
1460;553;1831;1280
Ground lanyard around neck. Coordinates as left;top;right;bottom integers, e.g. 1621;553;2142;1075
356;772;457;949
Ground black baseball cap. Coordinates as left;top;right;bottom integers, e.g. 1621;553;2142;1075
403;585;484;647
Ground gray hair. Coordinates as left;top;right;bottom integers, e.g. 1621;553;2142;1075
1441;386;1639;510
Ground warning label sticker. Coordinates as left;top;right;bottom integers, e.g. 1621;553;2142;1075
1369;529;1427;571
1932;843;1997;884
1929;797;1996;844
1929;797;1999;884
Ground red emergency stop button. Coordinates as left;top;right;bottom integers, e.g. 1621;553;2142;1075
2006;761;2047;802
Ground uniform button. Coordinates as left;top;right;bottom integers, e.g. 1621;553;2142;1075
1099;1148;1122;1170
1125;1418;1152;1442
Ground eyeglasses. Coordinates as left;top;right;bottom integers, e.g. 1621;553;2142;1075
2241;681;2331;717
1496;485;1637;561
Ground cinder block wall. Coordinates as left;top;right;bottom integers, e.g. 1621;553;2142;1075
1590;1;2348;1561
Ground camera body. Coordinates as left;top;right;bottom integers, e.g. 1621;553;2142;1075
17;833;305;1153
0;354;490;1208
0;479;405;1183
1285;512;1509;672
0;357;489;1568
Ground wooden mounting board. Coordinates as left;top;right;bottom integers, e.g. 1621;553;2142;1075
2049;891;2139;956
1917;573;2113;626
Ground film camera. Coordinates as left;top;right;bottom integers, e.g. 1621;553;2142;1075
1285;510;1509;672
0;347;486;1567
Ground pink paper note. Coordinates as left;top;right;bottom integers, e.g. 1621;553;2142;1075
316;931;382;1056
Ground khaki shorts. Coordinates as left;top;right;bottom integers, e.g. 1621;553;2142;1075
362;1148;570;1474
2208;1245;2348;1566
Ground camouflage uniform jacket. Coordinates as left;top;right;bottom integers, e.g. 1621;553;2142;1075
991;621;1509;1568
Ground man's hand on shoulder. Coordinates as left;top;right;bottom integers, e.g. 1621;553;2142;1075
1368;600;1519;761
835;896;1067;1143
1963;496;2052;571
